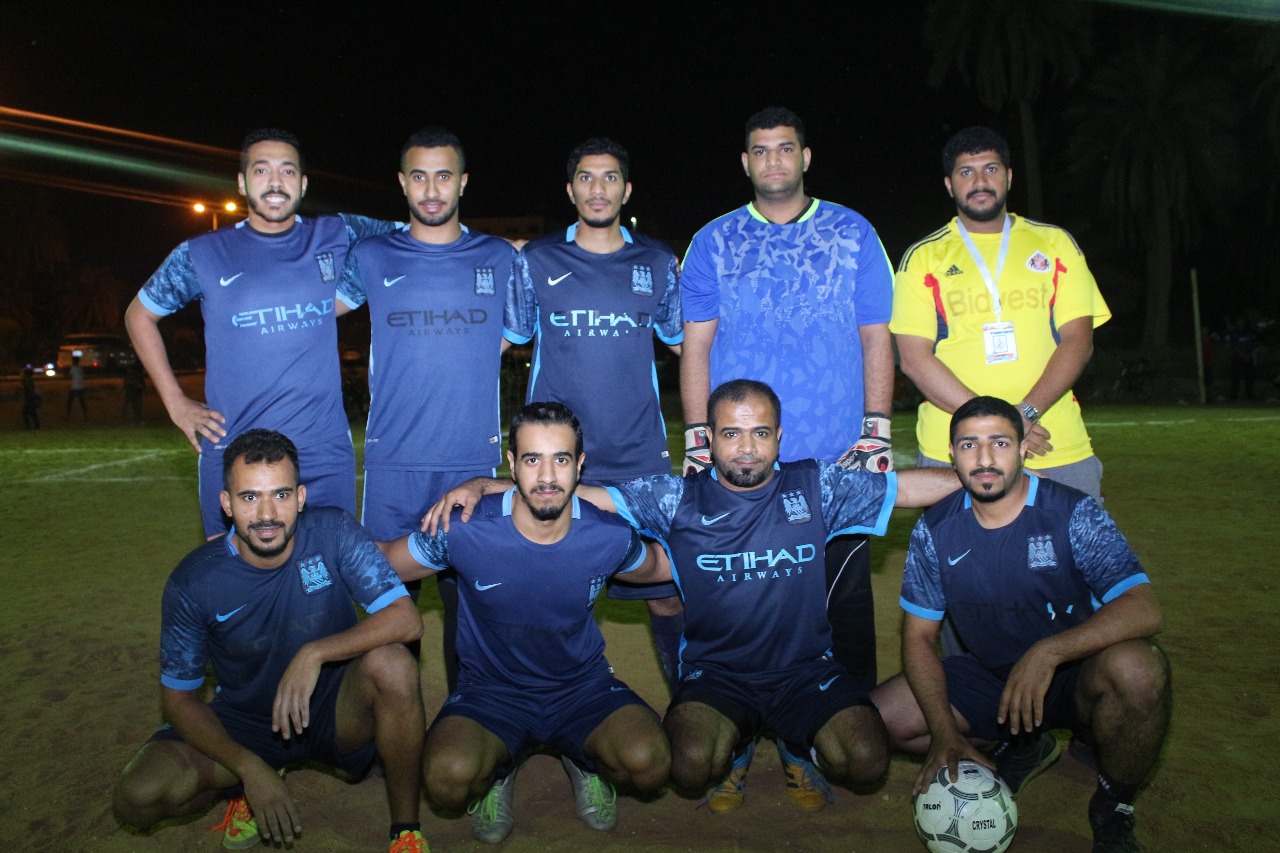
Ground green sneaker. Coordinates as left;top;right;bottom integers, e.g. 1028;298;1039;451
210;796;258;850
561;756;616;831
468;772;516;844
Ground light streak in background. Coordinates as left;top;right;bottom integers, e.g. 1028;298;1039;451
0;105;381;209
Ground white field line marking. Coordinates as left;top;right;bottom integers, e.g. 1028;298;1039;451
12;450;179;483
1087;414;1280;428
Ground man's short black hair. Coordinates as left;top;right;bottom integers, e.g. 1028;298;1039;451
942;126;1011;175
949;395;1024;445
744;107;806;150
566;137;629;183
508;401;584;458
402;126;466;174
707;379;783;430
240;128;304;173
222;429;300;490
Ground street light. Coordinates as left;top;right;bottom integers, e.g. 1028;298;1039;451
194;201;238;230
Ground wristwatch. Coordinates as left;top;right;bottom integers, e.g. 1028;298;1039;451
1016;401;1041;423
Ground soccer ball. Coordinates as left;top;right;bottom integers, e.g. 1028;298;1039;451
913;761;1018;853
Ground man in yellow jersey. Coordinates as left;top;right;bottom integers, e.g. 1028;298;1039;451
892;126;1109;498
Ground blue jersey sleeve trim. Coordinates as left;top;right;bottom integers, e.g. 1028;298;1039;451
364;584;410;614
503;328;531;344
899;596;945;621
161;673;206;691
1100;573;1149;604
337;292;361;311
407;532;447;568
137;288;175;317
604;486;640;529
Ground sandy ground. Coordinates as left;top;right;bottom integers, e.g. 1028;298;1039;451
2;376;1276;852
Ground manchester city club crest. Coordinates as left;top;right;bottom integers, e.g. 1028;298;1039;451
780;489;812;524
315;251;336;283
631;264;654;295
474;266;496;296
1027;534;1058;570
586;574;608;609
1026;251;1052;272
298;554;334;594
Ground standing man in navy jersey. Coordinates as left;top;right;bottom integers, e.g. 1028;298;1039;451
510;138;686;692
339;127;531;689
126;128;402;538
678;106;896;808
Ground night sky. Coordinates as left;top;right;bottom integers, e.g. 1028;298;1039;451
2;1;1277;345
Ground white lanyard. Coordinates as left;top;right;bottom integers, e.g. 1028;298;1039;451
956;215;1011;322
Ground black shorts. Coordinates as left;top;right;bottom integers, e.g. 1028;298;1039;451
943;653;1084;741
149;665;375;777
434;670;651;771
671;657;872;748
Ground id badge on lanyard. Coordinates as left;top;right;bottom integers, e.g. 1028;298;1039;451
958;216;1018;365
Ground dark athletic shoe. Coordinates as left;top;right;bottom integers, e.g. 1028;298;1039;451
1089;789;1140;852
994;731;1061;798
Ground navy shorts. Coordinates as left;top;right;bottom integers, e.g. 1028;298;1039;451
943;653;1084;741
149;665;375;777
671;657;872;749
361;467;494;540
199;432;356;537
433;670;650;771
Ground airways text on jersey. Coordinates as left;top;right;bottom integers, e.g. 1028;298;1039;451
696;543;817;583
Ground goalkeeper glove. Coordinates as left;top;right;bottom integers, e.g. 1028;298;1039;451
838;413;893;473
683;423;712;475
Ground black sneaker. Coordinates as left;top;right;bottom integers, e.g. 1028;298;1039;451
993;731;1061;798
1089;789;1139;852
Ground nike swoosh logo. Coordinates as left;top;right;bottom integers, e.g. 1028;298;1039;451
475;581;502;591
383;275;405;288
947;549;972;566
219;273;244;287
216;604;247;622
700;512;731;526
547;272;573;286
819;676;840;691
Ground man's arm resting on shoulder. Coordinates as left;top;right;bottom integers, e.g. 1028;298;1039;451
162;687;300;842
901;614;993;794
999;583;1163;735
273;596;421;739
125;296;225;452
894;467;961;508
617;539;671;585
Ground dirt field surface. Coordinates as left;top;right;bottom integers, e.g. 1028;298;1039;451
2;378;1276;851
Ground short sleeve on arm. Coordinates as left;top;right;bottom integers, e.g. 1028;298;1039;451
336;511;408;614
337;249;369;310
612;529;648;576
607;475;684;541
853;225;894;327
655;256;684;344
158;579;209;691
1068;497;1148;605
679;228;721;323
898;518;946;621
818;462;895;537
504;251;536;343
139;242;200;316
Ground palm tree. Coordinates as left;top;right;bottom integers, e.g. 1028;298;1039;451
1065;30;1239;350
922;0;1092;218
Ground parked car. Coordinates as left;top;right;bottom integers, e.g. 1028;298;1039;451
55;333;138;375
